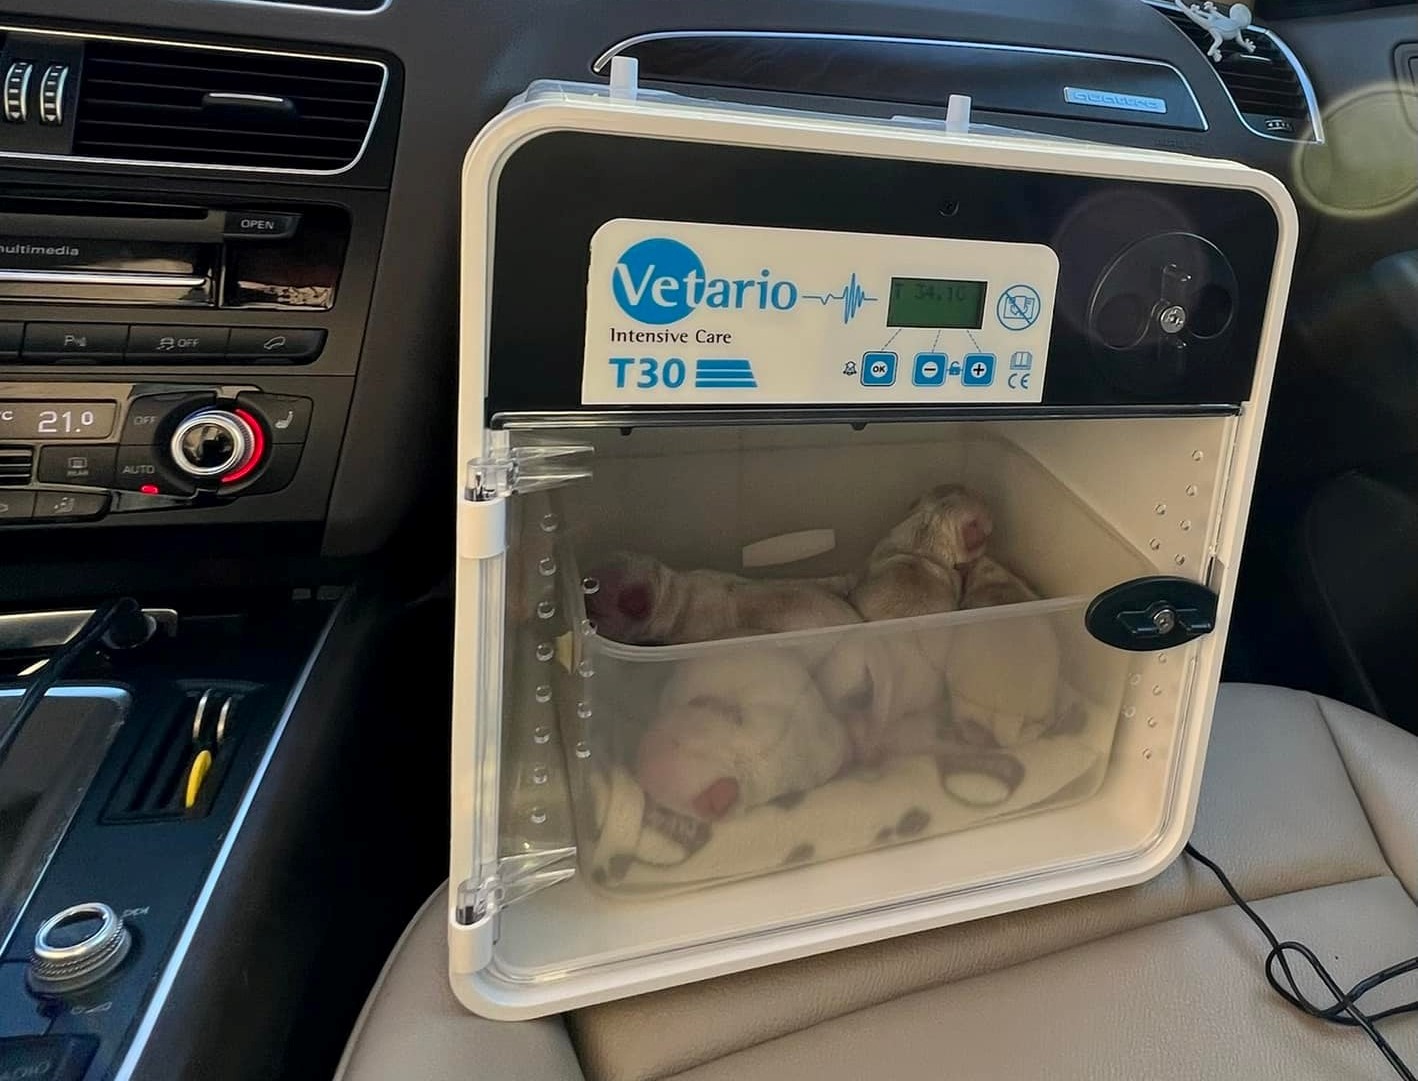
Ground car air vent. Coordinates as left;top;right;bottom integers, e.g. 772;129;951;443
72;40;385;172
0;447;32;486
594;33;1208;132
1154;4;1317;140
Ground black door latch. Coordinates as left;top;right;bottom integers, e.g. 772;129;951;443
1085;576;1219;652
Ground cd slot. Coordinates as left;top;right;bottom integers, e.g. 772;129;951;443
0;195;349;310
0;233;214;305
0;269;208;287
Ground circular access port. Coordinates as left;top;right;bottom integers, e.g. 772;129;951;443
1188;283;1235;339
169;410;256;480
1094;293;1151;350
28;902;132;994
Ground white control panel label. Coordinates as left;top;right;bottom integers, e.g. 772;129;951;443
581;218;1058;406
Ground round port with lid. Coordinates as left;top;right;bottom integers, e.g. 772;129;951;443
27;902;132;994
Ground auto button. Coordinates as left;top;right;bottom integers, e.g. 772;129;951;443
114;445;193;496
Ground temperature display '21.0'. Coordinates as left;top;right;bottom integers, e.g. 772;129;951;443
886;277;988;329
0;401;117;440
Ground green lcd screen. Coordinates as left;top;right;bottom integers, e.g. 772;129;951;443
886;278;988;329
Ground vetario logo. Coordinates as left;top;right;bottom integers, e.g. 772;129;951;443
612;237;799;325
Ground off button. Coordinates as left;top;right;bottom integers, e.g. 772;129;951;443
120;392;215;445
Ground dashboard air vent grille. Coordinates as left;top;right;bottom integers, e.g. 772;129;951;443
72;41;384;172
1157;6;1314;138
0;447;33;486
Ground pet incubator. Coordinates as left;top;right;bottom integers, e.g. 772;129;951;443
450;68;1297;1017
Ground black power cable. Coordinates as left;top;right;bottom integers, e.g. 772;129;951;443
1186;844;1418;1080
0;598;149;762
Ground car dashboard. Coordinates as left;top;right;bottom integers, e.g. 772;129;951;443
0;0;1413;1077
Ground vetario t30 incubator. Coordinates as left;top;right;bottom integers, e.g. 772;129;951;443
450;71;1297;1019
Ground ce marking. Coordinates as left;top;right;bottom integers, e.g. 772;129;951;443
1007;372;1032;390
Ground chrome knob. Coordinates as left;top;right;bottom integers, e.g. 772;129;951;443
169;408;258;481
28;902;133;994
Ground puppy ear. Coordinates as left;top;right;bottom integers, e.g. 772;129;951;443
958;509;992;563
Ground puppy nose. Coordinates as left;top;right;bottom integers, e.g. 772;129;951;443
691;777;740;820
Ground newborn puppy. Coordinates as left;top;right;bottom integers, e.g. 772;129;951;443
848;485;992;621
585;552;859;645
961;555;1037;610
635;652;851;820
946;558;1062;748
821;485;993;761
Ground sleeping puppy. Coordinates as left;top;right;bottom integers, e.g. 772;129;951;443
820;485;993;761
847;485;992;621
585;552;859;645
635;652;851;820
945;556;1062;748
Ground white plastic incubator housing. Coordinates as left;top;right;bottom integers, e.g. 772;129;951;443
449;70;1297;1018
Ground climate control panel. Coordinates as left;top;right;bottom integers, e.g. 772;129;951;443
0;383;310;524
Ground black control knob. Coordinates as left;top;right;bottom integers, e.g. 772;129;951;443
27;902;133;994
168;408;261;483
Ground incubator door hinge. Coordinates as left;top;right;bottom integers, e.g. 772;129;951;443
452;848;579;971
460;445;592;561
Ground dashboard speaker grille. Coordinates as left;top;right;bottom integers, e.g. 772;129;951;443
72;40;384;172
1156;6;1314;138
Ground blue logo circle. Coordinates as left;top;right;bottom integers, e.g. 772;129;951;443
612;237;705;325
997;284;1042;331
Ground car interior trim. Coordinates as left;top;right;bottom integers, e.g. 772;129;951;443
193;0;392;14
592;30;1210;132
0;684;131;958
0;24;390;176
1141;0;1326;143
106;598;344;1081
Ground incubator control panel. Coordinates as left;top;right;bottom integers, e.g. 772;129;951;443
582;219;1058;406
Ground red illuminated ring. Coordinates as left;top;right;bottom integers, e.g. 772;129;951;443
220;408;267;485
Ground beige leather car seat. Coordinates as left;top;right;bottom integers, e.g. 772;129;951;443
335;684;1418;1081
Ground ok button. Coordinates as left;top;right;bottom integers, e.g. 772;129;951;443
860;352;897;387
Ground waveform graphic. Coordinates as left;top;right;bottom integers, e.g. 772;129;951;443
802;272;878;324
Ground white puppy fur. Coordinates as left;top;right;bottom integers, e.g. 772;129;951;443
585;552;858;645
819;485;992;761
946;557;1062;748
635;652;851;820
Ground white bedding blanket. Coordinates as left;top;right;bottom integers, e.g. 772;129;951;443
582;683;1111;895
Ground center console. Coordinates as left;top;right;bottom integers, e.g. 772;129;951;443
0;380;321;523
0;23;401;543
0;19;436;1081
